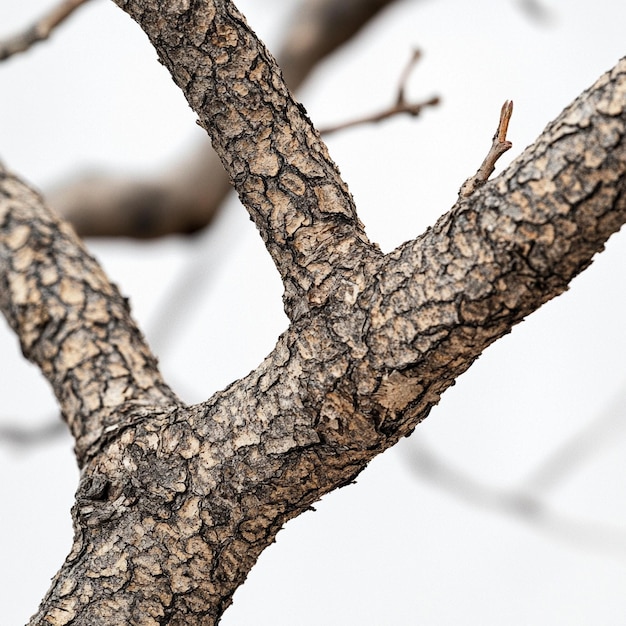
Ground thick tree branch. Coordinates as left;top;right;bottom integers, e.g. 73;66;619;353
48;147;233;239
111;0;379;322
1;0;624;622
0;165;182;462
49;0;405;239
363;63;626;416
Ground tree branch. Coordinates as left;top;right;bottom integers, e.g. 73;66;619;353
0;165;182;463
2;0;623;622
48;0;406;239
111;0;379;322
459;100;514;197
0;0;91;62
48;147;233;239
318;49;440;135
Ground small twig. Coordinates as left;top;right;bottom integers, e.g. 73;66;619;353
319;96;440;135
396;48;422;106
318;48;440;136
0;0;91;62
459;100;514;198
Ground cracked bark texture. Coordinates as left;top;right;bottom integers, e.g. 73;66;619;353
50;0;403;238
0;170;182;462
0;0;624;624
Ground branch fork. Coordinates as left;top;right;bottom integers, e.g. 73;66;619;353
1;1;625;623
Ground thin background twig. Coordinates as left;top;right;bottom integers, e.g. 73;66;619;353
0;0;91;61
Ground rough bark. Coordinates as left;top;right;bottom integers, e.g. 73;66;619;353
0;0;624;623
49;0;403;239
0;170;181;460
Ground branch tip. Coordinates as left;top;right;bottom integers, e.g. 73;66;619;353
459;99;514;198
396;47;422;106
497;99;513;142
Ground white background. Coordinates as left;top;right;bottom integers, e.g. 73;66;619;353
1;0;626;624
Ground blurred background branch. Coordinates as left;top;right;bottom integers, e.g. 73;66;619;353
0;0;91;61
